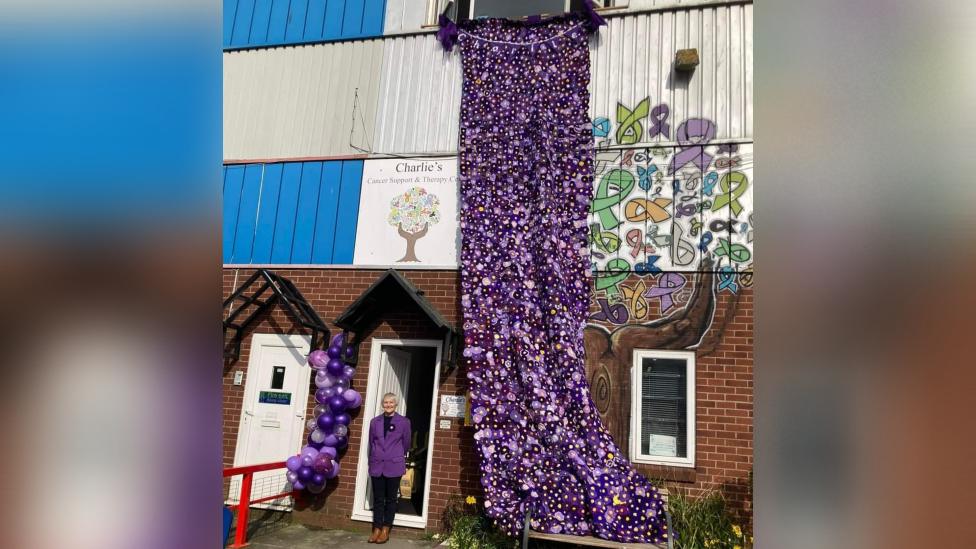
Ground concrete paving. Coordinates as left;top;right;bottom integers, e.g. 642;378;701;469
244;524;440;549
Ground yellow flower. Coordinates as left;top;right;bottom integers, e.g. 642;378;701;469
733;525;743;537
465;495;477;505
734;546;742;549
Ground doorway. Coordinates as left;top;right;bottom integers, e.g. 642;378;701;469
352;339;441;529
230;333;311;510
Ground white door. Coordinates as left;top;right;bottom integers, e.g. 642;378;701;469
378;347;412;416
352;339;443;529
365;346;412;511
230;333;311;510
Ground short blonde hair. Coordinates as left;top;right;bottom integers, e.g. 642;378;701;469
382;393;399;405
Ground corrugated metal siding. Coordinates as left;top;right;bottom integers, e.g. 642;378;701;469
383;0;429;34
223;39;384;160
589;3;752;144
371;33;463;155
224;5;751;159
223;160;364;264
370;6;751;156
224;0;388;50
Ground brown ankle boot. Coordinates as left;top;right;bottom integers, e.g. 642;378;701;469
376;526;391;544
368;527;380;543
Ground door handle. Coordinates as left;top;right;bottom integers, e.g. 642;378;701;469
244;410;255;417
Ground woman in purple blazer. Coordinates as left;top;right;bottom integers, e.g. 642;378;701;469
367;392;411;544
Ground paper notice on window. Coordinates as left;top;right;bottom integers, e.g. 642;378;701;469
648;434;678;457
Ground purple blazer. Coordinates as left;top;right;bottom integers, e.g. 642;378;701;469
368;413;412;477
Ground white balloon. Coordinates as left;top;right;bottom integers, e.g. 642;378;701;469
306;418;317;431
334;424;348;438
310;429;326;444
313;404;327;417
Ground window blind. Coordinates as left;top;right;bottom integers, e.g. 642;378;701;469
640;357;687;458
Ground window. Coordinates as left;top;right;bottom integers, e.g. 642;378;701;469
631;349;695;467
427;1;625;26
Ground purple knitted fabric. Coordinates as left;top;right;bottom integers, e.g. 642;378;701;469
454;14;669;544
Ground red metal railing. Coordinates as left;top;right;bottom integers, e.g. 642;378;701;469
223;461;300;548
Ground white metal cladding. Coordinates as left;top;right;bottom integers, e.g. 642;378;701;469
224;3;751;160
372;5;751;156
371;32;464;155
384;0;430;35
589;2;752;144
223;39;385;161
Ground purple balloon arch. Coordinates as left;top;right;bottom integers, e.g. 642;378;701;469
285;332;362;494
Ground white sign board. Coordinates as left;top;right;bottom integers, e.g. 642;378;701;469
439;419;452;430
353;158;459;267
439;395;466;418
648;434;678;457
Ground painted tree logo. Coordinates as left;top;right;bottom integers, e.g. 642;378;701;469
388;187;440;262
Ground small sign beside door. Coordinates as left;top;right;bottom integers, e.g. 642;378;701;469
259;391;292;405
440;395;466;418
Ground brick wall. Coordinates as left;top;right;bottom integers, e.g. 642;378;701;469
221;267;752;532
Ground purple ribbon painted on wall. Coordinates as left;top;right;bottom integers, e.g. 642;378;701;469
645;272;687;313
668;118;717;174
444;10;668;545
648;103;671;139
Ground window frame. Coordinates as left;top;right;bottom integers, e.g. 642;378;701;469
425;0;626;27
630;348;696;468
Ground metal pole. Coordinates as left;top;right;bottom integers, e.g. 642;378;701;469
230;472;253;548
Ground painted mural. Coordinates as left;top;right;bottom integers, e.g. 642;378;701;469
588;100;754;303
583;101;754;447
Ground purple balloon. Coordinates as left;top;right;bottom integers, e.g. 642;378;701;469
286;470;299;484
325;461;341;479
341;365;357;380
298;466;313;482
301;446;318;459
311;472;326;486
328;395;347;413
342;388;360;403
315;372;336;388
326;358;344;377
301;454;314;468
316;413;336;432
312;453;332;474
292;480;305;491
336;435;348;449
343;345;356;360
330;333;345;347
314;388;331;404
285;456;302;472
323;434;339;447
327;345;343;359
308;350;328;369
334;413;351;426
347;391;363;409
307;482;326;494
319;446;337;459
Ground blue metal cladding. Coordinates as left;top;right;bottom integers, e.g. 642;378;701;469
222;160;364;264
224;0;387;49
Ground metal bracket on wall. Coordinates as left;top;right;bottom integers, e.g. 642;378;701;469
223;269;330;360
